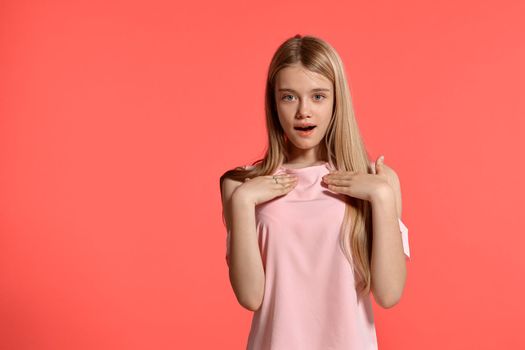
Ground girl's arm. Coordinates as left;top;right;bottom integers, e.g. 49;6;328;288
370;166;408;308
221;177;265;311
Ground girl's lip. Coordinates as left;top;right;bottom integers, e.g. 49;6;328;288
294;124;316;128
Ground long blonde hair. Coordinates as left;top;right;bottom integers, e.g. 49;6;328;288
220;34;375;298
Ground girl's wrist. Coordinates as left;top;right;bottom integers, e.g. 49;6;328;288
232;188;256;207
370;183;394;204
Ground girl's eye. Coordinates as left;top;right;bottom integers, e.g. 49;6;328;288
282;94;326;101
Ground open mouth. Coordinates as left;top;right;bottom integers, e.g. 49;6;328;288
294;125;316;131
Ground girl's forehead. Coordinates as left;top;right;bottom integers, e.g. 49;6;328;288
276;68;332;91
277;65;324;80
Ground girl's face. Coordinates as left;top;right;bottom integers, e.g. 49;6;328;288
274;63;334;156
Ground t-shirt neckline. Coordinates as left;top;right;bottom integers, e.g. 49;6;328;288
278;161;330;172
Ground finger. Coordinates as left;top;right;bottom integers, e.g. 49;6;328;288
324;171;356;179
271;174;297;179
277;180;297;193
279;177;298;185
287;180;299;190
375;155;385;175
270;175;298;185
325;178;352;186
277;174;298;181
326;183;345;194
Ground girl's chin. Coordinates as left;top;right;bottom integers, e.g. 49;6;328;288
287;139;321;149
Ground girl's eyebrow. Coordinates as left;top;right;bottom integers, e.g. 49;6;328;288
278;88;331;93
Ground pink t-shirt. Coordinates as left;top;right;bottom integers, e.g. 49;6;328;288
225;161;410;350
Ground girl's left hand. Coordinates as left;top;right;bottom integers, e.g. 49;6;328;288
321;155;391;202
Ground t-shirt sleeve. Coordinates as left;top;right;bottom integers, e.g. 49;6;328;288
398;218;411;259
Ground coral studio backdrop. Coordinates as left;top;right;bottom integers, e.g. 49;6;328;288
1;0;524;349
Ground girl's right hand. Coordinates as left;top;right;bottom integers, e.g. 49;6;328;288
234;173;298;205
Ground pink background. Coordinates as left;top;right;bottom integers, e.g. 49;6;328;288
1;0;524;349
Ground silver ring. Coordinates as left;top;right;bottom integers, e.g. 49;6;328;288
272;175;279;184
